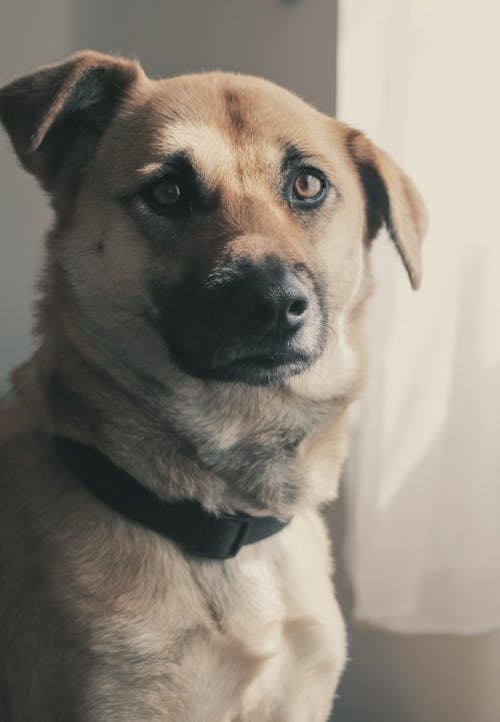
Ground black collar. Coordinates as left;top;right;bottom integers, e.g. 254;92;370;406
54;436;290;560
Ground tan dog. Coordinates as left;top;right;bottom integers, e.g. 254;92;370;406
0;51;425;721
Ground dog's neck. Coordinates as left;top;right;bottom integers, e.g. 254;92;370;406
14;302;354;517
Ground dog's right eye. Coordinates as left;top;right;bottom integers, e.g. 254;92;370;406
142;176;193;216
151;179;182;207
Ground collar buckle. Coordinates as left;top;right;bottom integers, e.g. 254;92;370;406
187;513;254;560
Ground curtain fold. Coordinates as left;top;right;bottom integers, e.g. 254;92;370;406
339;0;500;633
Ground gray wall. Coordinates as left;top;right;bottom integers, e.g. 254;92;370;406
75;0;337;114
0;0;74;392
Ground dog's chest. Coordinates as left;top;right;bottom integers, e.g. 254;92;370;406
78;512;340;721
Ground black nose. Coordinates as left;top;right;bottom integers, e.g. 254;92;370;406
234;262;310;338
248;282;308;334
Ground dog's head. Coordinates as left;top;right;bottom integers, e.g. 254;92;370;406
0;51;425;398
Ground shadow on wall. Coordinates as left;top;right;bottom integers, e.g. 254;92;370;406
330;488;500;722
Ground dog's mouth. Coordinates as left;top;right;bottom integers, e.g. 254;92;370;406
167;339;317;386
202;348;314;385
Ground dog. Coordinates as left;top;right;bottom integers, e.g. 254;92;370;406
0;51;426;721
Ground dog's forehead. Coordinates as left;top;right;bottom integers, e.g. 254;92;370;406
150;72;325;139
108;73;340;190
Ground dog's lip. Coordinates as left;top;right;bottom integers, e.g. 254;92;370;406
209;349;314;382
220;350;310;370
166;338;318;385
208;350;313;386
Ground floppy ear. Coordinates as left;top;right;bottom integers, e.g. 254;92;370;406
0;50;143;191
347;129;427;290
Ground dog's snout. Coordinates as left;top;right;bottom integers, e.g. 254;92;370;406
286;294;309;327
234;263;310;338
248;277;309;336
156;256;322;384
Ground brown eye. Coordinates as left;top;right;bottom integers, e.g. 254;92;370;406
150;179;182;207
289;169;328;209
293;172;323;200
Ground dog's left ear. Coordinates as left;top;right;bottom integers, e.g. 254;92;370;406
347;129;427;290
0;50;144;191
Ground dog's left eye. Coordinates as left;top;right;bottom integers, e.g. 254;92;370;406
293;172;322;199
289;169;328;209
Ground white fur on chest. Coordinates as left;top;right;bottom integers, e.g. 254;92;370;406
84;511;345;721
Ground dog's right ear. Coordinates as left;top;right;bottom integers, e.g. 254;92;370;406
0;50;144;191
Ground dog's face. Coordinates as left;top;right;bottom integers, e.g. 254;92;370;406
77;72;351;388
0;52;425;400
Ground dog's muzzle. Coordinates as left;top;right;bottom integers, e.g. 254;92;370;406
216;262;310;340
152;256;326;385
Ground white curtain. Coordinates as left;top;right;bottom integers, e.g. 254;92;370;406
339;0;500;633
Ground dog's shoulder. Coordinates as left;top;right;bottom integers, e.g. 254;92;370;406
0;424;55;498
